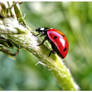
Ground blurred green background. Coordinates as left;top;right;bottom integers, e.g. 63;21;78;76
0;2;92;90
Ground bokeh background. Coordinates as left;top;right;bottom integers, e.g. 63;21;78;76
0;2;92;90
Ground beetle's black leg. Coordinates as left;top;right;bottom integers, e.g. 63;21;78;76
48;41;57;57
38;36;48;46
48;50;55;57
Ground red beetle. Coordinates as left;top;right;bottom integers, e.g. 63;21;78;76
36;27;69;59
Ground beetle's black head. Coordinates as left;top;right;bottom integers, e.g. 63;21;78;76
36;27;49;35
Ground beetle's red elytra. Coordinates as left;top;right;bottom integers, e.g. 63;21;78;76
36;27;69;59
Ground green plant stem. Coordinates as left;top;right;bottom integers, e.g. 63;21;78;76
0;2;79;90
